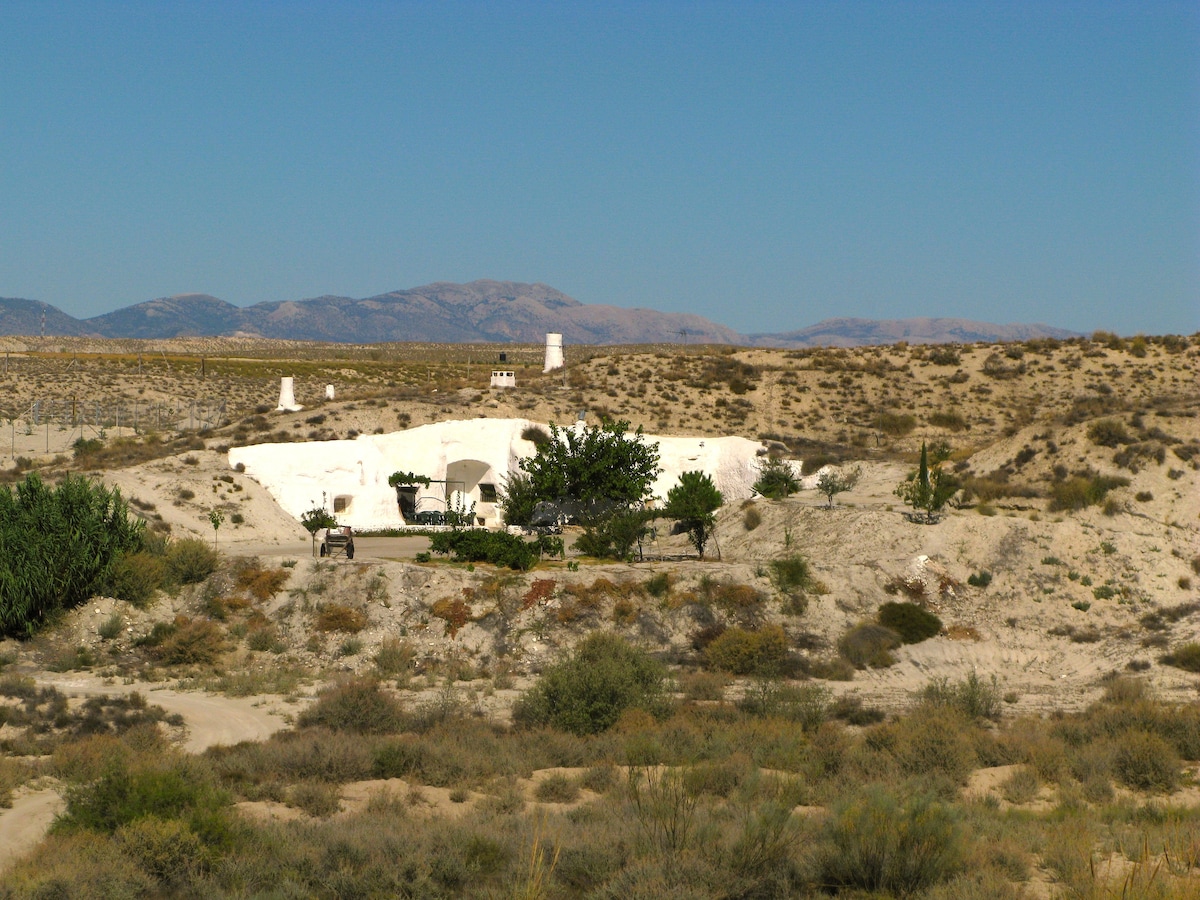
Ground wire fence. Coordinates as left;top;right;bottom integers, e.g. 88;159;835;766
5;398;228;435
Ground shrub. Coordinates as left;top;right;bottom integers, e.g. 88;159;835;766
1161;642;1200;673
816;785;963;895
298;678;407;735
1111;730;1180;792
838;622;901;669
928;410;968;431
769;554;819;607
967;571;992;588
705;625;788;676
151;617;226;666
1087;418;1130;448
234;564;289;601
115;816;209;881
742;505;761;531
374;638;416;678
534;773;580;803
920;672;1002;721
752;456;800;499
55;761;230;839
878;602;942;644
496;470;537;526
574;507;656;561
163;539;219;586
0;473;146;637
512;633;667;735
314;603;368;633
107;552;166;607
428;529;539;571
1048;474;1129;512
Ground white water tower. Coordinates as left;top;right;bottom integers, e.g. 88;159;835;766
276;376;303;412
543;333;564;372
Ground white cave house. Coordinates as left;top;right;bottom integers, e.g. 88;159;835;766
228;418;775;530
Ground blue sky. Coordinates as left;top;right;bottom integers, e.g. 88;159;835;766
1;1;1196;336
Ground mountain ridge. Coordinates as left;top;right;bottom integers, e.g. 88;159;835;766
0;282;1084;346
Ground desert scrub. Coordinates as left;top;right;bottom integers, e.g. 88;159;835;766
163;538;219;586
920;672;1002;721
106;551;167;607
877;601;942;643
297;677;407;735
233;562;290;601
1110;730;1180;792
814;784;963;895
533;773;580;803
313;603;367;633
137;616;227;666
1160;642;1200;673
512;632;667;736
704;624;789;676
768;554;822;613
837;622;901;669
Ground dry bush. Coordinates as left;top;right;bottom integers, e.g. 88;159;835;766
704;625;788;676
234;564;289;601
297;678;406;735
838;622;901;669
314;603;368;634
1110;730;1180;792
144;616;226;666
533;773;580;803
163;538;219;585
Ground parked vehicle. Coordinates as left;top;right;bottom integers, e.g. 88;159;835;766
320;526;355;559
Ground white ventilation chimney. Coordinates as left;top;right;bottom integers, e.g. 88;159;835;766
544;333;564;372
276;376;303;412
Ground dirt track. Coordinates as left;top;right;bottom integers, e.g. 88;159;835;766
0;675;304;876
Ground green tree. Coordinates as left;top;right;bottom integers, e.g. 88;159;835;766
895;442;957;523
496;470;538;526
752;454;800;499
816;465;862;508
207;509;224;548
663;470;724;559
300;506;337;558
518;419;660;508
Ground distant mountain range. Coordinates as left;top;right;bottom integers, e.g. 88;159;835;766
0;281;1081;347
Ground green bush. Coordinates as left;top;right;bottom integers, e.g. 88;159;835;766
512;633;667;735
298;677;407;735
163;539;220;586
0;473;146;637
116;816;209;881
967;570;992;588
816;785;963;895
878;602;942;644
704;625;788;676
838;622;901;669
1111;730;1180;792
55;761;231;841
428;529;539;571
752;456;800;499
574;507;656;561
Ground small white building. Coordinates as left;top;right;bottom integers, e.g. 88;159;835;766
228;418;772;530
489;370;517;388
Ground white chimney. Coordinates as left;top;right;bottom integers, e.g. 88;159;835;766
544;333;564;372
276;376;303;412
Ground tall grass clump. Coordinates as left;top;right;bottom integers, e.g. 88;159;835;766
512;633;667;735
0;473;145;637
814;785;963;895
920;672;1002;721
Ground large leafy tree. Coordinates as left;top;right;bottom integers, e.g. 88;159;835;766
663;470;724;559
519;419;660;508
895;442;957;523
0;473;145;637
